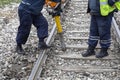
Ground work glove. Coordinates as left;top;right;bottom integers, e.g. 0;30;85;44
46;0;62;17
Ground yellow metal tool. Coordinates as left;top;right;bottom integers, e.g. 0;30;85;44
46;0;66;51
54;16;63;33
54;16;66;51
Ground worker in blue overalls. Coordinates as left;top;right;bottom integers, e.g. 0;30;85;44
82;0;119;58
16;0;61;54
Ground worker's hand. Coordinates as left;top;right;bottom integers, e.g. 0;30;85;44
45;0;59;8
46;3;62;17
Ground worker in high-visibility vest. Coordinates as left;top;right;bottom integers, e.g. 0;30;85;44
82;0;120;58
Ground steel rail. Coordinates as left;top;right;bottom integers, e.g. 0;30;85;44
28;1;69;80
112;17;120;44
28;25;56;80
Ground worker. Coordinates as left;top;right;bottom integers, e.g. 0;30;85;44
82;0;120;58
16;0;61;54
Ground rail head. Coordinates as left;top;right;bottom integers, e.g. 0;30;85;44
112;17;120;44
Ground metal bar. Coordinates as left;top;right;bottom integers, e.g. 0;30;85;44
112;17;120;44
28;24;56;80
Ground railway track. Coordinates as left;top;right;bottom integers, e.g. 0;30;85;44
29;0;120;80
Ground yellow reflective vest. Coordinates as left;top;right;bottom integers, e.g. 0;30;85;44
100;0;120;16
115;1;120;10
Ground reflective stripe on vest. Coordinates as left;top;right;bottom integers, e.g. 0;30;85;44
100;0;115;16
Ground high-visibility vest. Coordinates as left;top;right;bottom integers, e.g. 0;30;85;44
115;1;120;10
100;0;120;16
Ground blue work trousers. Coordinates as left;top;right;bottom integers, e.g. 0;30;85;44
88;14;113;48
16;9;48;44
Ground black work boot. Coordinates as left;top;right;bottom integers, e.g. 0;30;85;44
38;41;50;49
82;46;95;57
16;44;25;55
96;48;108;58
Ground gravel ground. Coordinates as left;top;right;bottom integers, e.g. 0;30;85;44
0;2;120;80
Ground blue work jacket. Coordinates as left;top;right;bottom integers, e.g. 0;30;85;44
19;0;61;15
